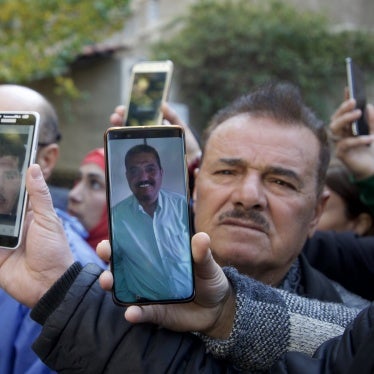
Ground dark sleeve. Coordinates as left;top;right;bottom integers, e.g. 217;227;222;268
303;231;374;300
31;263;237;374
269;303;374;374
313;302;374;374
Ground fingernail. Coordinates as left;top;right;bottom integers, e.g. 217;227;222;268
30;164;43;180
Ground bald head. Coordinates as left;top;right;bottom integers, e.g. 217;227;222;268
0;84;60;145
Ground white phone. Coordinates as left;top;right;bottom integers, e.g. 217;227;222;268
123;60;174;127
0;111;40;249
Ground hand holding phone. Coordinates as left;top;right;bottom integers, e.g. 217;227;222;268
105;125;194;305
0;112;39;249
345;57;369;136
124;60;174;127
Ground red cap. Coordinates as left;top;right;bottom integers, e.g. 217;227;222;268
81;148;105;171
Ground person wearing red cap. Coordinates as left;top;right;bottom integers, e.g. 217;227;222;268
67;148;108;251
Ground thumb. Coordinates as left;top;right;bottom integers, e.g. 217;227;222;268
192;232;223;286
26;164;66;241
26;164;55;221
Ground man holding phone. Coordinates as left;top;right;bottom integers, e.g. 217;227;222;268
0;84;106;374
110;143;192;303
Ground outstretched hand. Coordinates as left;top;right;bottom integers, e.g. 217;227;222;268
97;232;235;339
0;164;74;308
330;99;374;180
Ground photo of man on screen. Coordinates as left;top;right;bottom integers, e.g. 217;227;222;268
0;133;25;225
111;143;193;303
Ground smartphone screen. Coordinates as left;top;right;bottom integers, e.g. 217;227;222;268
124;60;173;127
0;112;39;249
105;125;194;305
345;57;369;136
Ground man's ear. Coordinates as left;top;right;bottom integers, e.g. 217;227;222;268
36;144;59;181
307;188;330;238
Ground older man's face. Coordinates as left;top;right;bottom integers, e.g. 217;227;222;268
193;114;327;285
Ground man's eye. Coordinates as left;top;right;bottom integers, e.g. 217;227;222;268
213;169;234;175
128;169;139;177
146;167;156;173
271;178;296;190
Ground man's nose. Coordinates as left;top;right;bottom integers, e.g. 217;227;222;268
231;172;267;209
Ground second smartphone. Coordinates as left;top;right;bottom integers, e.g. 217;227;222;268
123;60;174;127
104;125;195;305
345;57;369;136
0;111;40;249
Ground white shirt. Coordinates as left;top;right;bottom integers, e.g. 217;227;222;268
111;189;193;303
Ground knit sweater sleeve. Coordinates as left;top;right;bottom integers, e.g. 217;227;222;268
196;267;360;372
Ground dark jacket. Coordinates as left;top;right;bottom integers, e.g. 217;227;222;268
30;260;371;373
270;303;374;374
303;230;374;300
297;253;343;302
31;263;238;374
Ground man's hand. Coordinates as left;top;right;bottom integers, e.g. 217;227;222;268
97;232;236;339
0;164;74;308
330;99;374;180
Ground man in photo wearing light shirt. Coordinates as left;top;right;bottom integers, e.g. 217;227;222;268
111;143;192;303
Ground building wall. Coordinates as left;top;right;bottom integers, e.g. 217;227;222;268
31;0;373;181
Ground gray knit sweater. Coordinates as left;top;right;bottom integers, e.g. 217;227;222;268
197;267;359;372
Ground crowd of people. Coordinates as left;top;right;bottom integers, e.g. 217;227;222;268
0;75;373;374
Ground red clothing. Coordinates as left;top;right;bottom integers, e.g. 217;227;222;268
81;148;108;250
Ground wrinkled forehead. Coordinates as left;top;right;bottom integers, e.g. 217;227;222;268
203;114;321;183
205;114;319;151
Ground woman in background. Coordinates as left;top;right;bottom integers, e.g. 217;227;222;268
317;160;374;236
67;148;108;251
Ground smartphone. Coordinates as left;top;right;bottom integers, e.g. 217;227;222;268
345;57;369;136
105;125;194;305
123;60;174;127
0;112;40;249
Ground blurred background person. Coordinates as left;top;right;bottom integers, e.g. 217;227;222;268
317;159;374;236
67;148;108;251
304;97;374;301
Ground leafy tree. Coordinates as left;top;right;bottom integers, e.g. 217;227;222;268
152;0;374;131
0;0;131;94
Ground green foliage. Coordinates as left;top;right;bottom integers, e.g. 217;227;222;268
152;0;374;131
0;0;131;91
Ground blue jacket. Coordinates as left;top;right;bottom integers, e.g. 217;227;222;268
0;209;107;374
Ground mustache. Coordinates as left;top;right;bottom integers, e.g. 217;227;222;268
218;208;270;232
